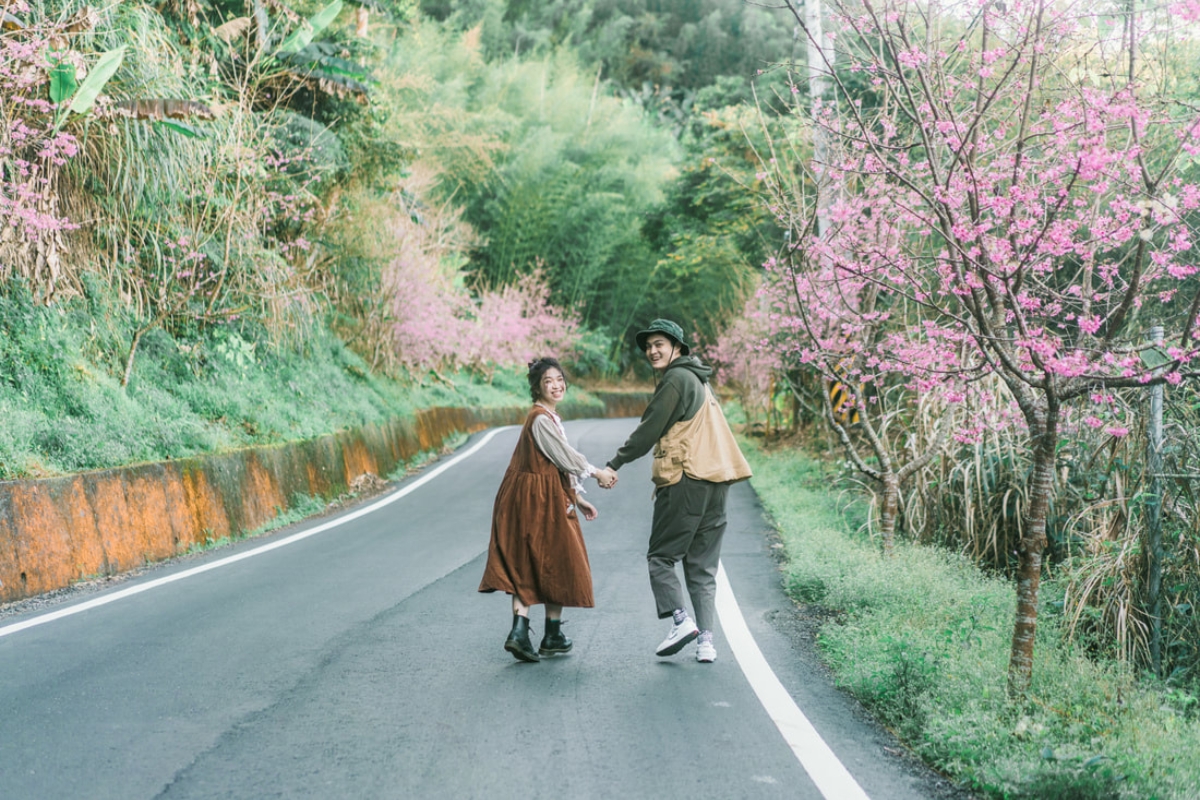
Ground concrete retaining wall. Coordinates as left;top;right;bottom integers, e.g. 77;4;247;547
0;392;648;603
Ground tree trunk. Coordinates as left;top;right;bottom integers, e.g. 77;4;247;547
878;472;900;557
1007;418;1056;698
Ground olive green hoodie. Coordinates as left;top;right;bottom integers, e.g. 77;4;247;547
607;355;712;472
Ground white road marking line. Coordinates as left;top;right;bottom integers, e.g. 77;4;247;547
3;423;870;800
716;561;872;800
0;428;513;639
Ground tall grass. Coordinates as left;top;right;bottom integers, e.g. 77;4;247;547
745;437;1200;799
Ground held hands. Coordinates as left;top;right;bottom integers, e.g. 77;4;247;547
594;467;618;490
579;467;614;521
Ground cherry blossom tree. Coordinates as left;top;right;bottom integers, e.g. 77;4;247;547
380;168;582;376
761;0;1200;695
1;11;83;299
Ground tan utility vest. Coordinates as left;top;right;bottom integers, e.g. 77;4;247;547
651;384;753;487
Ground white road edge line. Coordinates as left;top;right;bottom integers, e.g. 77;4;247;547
0;427;513;640
3;425;868;800
716;560;871;800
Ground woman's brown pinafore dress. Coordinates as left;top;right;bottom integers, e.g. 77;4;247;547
478;406;595;607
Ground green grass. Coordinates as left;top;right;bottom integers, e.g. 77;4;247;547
744;438;1200;800
0;280;539;480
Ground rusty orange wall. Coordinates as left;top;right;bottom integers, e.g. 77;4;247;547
0;395;648;603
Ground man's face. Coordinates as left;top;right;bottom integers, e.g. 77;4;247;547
644;334;680;370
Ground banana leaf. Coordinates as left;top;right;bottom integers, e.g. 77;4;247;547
49;62;78;105
155;120;206;138
277;0;343;55
56;46;126;128
113;98;216;121
278;43;373;82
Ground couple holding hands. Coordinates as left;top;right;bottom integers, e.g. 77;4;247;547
478;319;752;665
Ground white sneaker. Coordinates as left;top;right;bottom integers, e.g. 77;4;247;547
696;640;717;663
656;616;700;656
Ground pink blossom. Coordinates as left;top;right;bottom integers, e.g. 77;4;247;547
1169;1;1200;22
1168;263;1198;279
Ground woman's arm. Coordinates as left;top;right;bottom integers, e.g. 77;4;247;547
530;414;595;478
576;496;598;521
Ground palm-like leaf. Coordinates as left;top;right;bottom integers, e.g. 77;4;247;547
277;0;343;55
56;46;126;128
275;43;373;100
49;62;78;105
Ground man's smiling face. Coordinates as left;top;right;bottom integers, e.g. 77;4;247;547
644;333;680;370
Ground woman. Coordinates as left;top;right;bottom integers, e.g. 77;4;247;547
478;357;617;662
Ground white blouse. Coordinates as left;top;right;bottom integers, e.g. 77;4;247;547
531;405;596;495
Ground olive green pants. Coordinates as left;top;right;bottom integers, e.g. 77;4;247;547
647;473;729;632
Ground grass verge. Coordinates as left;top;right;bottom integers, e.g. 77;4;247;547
743;438;1200;800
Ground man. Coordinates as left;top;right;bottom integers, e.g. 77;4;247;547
606;319;751;663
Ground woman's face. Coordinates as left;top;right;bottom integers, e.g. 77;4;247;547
538;368;566;404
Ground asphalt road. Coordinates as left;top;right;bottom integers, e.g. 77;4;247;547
0;417;960;800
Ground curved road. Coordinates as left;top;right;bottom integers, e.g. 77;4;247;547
0;417;950;799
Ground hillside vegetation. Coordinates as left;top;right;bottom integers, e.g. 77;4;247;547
0;0;787;478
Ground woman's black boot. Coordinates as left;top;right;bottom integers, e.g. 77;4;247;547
504;615;540;662
538;618;573;656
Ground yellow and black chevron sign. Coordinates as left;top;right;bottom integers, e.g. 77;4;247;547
828;380;861;426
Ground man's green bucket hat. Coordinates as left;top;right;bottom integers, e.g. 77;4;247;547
635;318;690;355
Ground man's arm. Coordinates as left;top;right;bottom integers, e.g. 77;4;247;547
607;381;683;470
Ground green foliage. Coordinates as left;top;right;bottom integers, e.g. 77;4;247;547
634;102;780;352
562;327;617;379
270;110;351;183
48;60;78;105
745;437;1200;800
423;0;796;95
374;11;788;367
0;280;207;477
372;22;664;356
0;279;528;480
58;46;125;125
4;0;786;462
457;49;677;312
277;0;344;55
1017;757;1126;800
